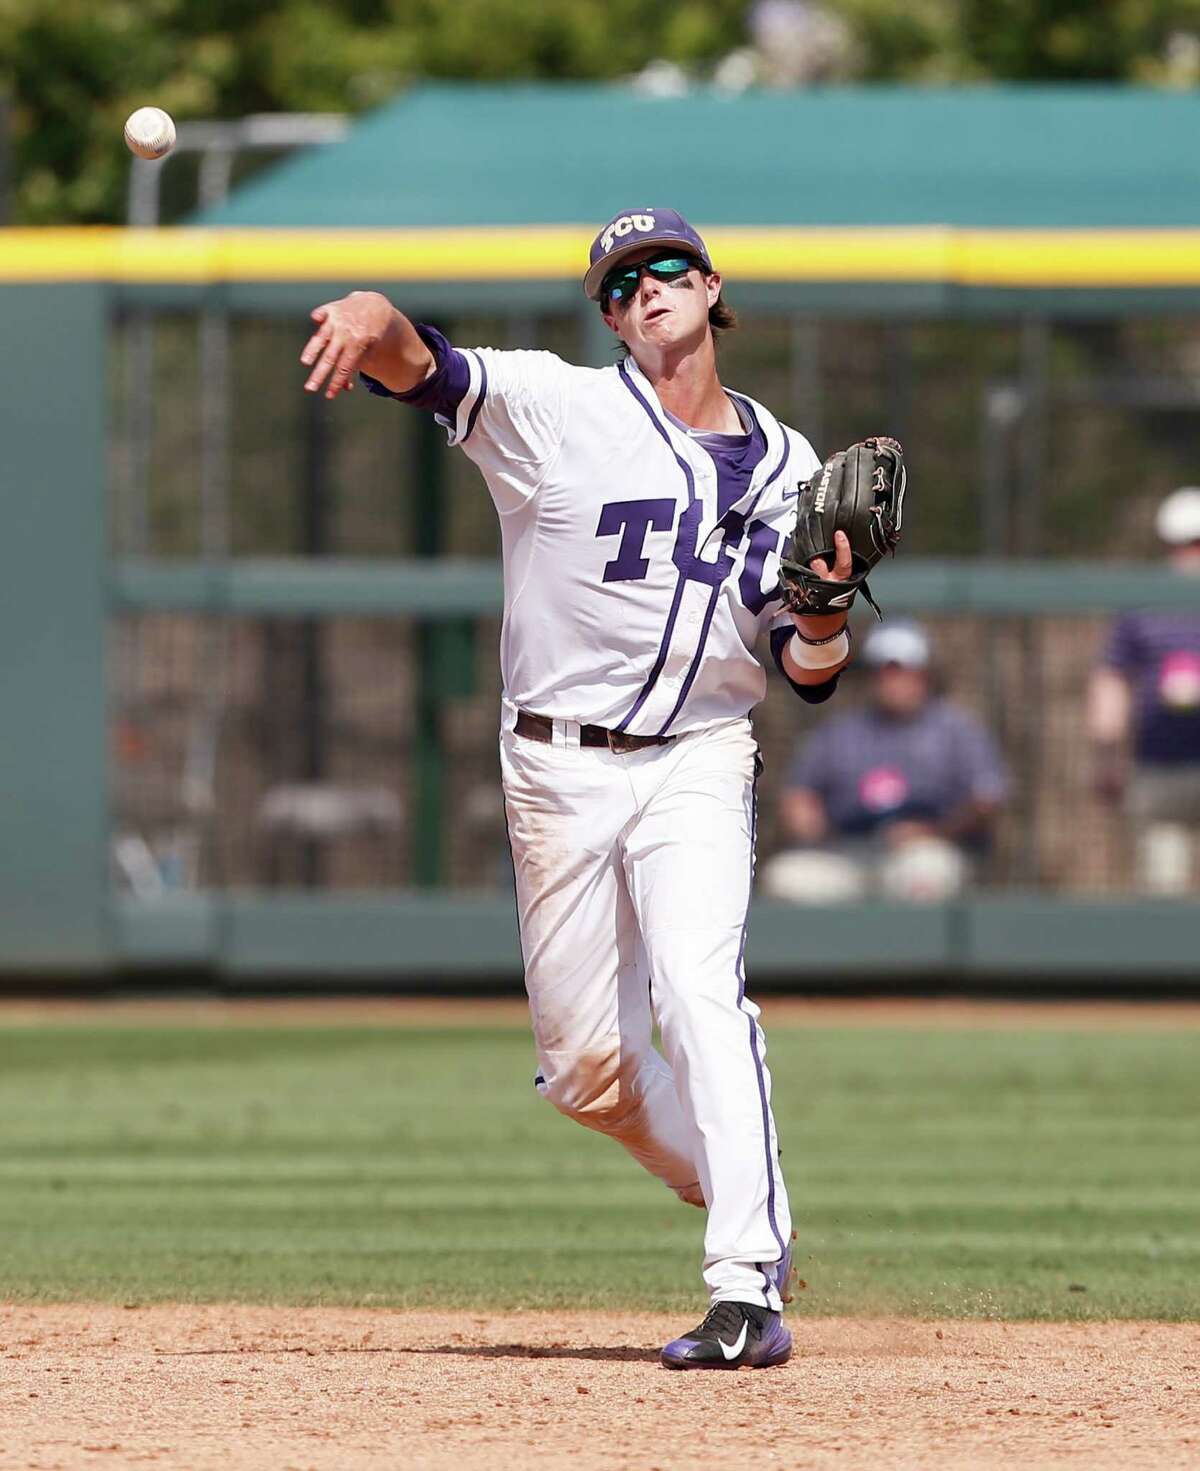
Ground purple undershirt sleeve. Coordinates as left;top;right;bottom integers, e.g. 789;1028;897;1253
359;323;471;418
769;625;842;704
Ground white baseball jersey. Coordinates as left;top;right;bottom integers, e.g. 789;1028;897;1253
372;331;821;735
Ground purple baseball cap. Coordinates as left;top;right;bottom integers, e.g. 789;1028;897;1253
583;207;713;300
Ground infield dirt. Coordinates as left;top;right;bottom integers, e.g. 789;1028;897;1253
2;1304;1196;1471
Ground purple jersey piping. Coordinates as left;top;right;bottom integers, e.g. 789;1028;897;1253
460;350;488;444
733;394;791;526
736;767;787;1266
359;326;487;446
613;361;698;733
615;368;797;737
655;405;793;736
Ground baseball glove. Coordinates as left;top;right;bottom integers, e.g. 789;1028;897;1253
779;437;906;619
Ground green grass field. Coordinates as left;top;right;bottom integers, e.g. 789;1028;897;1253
1;1014;1197;1319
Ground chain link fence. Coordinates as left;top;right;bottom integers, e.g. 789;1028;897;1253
108;309;1200;899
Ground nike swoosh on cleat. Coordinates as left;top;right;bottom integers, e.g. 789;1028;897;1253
718;1321;749;1360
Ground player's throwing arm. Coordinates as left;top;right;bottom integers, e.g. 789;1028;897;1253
300;291;434;399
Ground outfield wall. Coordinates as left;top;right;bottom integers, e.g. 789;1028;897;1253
108;892;1200;987
3;245;1200;985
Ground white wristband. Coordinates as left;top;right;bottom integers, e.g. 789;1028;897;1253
788;629;850;671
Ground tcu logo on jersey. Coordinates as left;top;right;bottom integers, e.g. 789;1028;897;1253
600;214;656;253
596;498;782;613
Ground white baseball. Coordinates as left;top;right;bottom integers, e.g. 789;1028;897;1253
124;107;176;161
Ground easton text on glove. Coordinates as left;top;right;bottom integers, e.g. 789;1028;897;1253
779;436;906;620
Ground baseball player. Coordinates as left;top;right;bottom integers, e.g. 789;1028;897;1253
300;208;858;1370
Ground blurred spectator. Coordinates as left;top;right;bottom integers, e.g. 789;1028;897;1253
761;621;1007;903
1087;486;1200;894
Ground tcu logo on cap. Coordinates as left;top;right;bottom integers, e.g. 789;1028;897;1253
600;213;656;253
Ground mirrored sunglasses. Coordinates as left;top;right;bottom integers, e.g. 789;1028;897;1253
601;253;700;304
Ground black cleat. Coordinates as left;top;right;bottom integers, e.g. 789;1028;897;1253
660;1300;792;1370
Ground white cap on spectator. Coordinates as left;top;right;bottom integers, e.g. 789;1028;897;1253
862;620;931;669
1156;487;1200;545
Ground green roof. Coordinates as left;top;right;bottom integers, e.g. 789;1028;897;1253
195;83;1200;230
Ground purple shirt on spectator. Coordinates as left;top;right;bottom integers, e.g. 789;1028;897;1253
1102;612;1200;765
787;699;1007;842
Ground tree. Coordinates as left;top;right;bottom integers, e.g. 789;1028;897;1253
0;0;747;222
1;0;1197;224
839;0;1200;82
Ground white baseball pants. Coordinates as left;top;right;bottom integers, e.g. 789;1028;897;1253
500;715;791;1309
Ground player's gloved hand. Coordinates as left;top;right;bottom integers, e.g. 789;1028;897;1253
791;530;853;642
300;291;403;400
780;436;906;620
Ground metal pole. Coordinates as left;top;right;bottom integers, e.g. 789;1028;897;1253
1016;317;1050;554
120;158;164;747
262;620;287;887
981;383;1022;557
979;381;1023;884
180;149;236;885
299;393;331;888
411;405;448;888
124;152;167;554
1015;316;1051;886
178;289;232;885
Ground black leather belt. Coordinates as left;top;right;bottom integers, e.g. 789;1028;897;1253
515;709;674;754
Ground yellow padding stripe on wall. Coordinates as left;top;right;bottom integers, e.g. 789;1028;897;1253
0;226;1198;286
